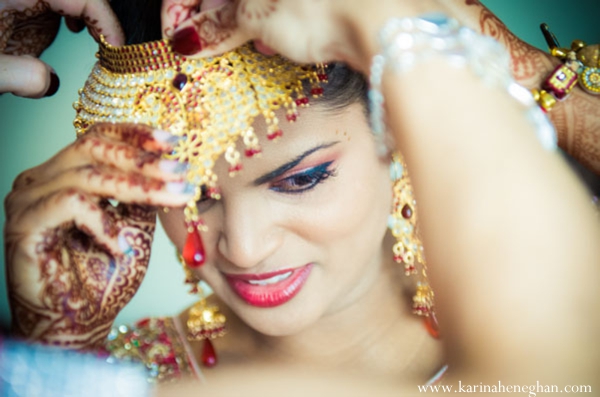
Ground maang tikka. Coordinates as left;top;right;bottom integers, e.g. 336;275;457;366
73;37;327;269
388;154;438;338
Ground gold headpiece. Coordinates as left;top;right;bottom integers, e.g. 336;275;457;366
74;37;326;225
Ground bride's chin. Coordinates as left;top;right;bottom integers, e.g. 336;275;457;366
232;304;318;338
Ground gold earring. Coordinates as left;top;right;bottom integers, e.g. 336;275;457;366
388;154;439;338
178;253;227;367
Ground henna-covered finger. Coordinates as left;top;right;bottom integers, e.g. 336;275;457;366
87;123;184;154
169;1;249;57
73;133;190;182
10;124;184;189
19;165;195;209
0;54;58;97
1;2;61;57
37;0;125;46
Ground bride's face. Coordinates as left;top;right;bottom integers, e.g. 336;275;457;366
159;102;392;336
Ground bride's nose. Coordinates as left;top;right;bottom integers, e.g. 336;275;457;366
216;195;282;269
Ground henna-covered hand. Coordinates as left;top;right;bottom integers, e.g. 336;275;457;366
5;123;194;349
0;0;124;98
163;0;349;64
461;0;600;175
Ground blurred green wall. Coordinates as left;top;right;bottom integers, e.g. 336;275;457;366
1;0;598;329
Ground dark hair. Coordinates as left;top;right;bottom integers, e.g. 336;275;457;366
110;0;368;112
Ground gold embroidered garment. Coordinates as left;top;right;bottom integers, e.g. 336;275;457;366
105;317;197;383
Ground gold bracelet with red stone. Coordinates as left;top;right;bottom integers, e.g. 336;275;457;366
532;23;600;112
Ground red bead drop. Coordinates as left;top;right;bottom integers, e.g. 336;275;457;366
424;312;440;339
182;226;206;268
267;130;283;140
229;163;243;174
244;148;262;157
401;204;413;219
202;339;217;367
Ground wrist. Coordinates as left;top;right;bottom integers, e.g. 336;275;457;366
338;0;444;73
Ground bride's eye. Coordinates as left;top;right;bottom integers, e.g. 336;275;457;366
270;161;336;194
196;185;216;212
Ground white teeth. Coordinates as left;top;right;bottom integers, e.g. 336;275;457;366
248;271;293;286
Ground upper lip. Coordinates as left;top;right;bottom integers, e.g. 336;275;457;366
222;266;304;281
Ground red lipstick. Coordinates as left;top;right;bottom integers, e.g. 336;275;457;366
224;264;313;308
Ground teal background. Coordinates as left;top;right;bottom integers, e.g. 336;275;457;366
1;0;598;330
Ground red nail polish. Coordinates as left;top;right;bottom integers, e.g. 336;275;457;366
172;27;202;55
44;73;60;97
66;17;86;33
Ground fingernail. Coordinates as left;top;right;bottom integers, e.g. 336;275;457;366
153;129;183;146
66;17;86;33
44;73;60;97
167;181;196;195
118;232;134;256
159;160;190;174
172;27;202;55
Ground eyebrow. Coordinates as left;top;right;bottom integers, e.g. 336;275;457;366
253;141;340;186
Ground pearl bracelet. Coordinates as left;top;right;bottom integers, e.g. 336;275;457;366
368;13;557;152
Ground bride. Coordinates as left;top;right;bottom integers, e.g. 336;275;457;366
4;0;599;391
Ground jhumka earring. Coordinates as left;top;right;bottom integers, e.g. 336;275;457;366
387;153;439;339
73;38;326;271
178;253;226;367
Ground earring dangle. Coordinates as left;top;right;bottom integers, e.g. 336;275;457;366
387;154;439;339
182;216;207;268
178;253;227;367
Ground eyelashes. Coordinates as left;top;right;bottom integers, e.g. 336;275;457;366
196;161;337;211
269;161;336;194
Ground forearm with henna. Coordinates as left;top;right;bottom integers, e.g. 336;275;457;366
4;123;177;349
460;0;600;175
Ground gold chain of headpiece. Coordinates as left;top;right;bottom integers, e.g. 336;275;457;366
74;37;327;225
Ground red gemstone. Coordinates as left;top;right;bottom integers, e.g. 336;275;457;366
182;226;206;268
244;148;262;157
162;353;177;365
401;204;413;219
424;312;440;339
286;113;297;122
295;97;309;106
207;187;221;198
202;339;217;367
267;130;283;140
173;73;188;91
229;163;243;174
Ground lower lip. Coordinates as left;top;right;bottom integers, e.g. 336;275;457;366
225;264;313;308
